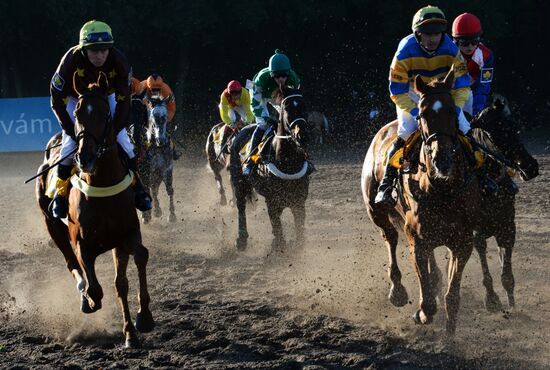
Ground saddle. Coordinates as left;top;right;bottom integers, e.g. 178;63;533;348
387;130;484;170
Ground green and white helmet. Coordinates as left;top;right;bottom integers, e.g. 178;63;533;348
268;49;291;73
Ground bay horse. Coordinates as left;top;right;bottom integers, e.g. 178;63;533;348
230;86;312;251
469;100;539;311
205;115;243;206
36;72;154;348
139;96;176;224
361;70;481;335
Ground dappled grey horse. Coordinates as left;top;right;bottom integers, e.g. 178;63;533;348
140;97;176;223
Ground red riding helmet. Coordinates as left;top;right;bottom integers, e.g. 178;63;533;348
452;13;482;38
227;80;242;94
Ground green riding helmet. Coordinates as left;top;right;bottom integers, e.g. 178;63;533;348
412;5;447;33
79;20;114;50
268;49;291;73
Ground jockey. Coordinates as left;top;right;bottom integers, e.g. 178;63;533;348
50;20;152;219
242;49;301;175
140;74;181;160
452;13;494;118
375;5;472;206
219;80;254;150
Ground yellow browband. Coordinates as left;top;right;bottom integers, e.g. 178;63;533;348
70;171;134;197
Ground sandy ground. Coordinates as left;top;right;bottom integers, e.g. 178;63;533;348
0;143;548;369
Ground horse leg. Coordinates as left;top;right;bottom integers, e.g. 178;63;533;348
474;231;502;312
266;199;285;250
411;243;437;325
428;251;444;304
445;242;473;336
165;170;177;223
384;227;408;307
152;181;162;218
112;248;140;348
496;222;516;309
214;167;227;206
291;203;306;248
133;244;155;333
77;244;103;313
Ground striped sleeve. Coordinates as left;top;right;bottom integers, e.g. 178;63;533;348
450;52;471;109
389;57;416;113
241;89;255;123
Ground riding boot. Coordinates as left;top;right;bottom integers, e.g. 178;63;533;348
51;164;72;218
128;157;153;211
243;126;265;176
465;130;500;196
374;137;405;207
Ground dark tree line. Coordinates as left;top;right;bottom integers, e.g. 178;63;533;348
1;0;548;142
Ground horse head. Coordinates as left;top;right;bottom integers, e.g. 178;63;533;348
146;96;170;147
73;71;113;174
471;100;539;180
272;85;310;157
414;70;462;182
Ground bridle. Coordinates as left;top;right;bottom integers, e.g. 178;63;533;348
276;94;308;143
416;91;459;161
74;92;113;159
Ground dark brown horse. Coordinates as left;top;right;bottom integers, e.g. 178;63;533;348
230;86;312;250
469;101;539;311
36;72;154;348
362;71;481;335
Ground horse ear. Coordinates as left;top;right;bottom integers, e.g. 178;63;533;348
443;69;455;90
73;71;87;96
414;75;427;94
97;72;109;94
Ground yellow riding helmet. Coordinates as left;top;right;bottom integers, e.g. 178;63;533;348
79;20;114;50
412;5;447;33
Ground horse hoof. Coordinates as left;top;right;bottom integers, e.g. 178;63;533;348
81;296;93;314
135;311;155;333
168;213;177;223
388;284;409;307
235;237;247;251
125;336;141;349
412;309;432;325
154;210;162;218
485;294;503;313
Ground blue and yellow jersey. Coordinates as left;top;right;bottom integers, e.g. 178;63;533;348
389;34;470;112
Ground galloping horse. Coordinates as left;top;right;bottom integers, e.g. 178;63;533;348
469;100;539;311
36;72;154;347
139;96;176;223
230;86;312;250
205;116;242;206
362;71;481;335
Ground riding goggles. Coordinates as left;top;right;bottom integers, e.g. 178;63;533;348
455;37;480;47
270;71;290;79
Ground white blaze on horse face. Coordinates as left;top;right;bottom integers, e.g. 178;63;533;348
87;104;93;115
431;100;443;113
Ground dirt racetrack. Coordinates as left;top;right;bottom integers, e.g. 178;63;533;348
0;140;548;369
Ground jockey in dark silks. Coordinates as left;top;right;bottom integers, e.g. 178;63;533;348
50;20;152;218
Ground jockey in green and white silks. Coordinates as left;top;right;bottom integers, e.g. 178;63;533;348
242;49;301;175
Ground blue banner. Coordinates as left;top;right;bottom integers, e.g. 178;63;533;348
0;97;60;152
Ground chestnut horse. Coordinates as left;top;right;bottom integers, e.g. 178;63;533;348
469;101;539;311
36;72;154;348
362;71;481;335
230;86;312;250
